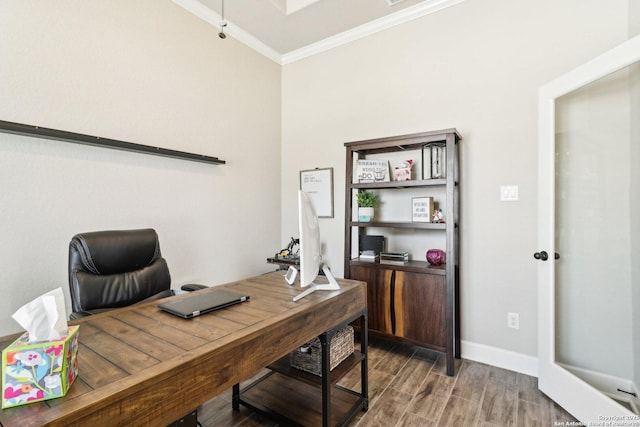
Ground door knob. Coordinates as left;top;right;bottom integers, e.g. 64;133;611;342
534;251;549;261
533;251;560;261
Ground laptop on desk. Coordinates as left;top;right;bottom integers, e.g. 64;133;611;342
158;288;249;319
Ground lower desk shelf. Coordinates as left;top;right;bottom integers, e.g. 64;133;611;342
239;372;364;427
233;315;368;427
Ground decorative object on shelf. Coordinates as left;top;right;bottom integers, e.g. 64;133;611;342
394;159;413;181
431;143;446;178
380;252;409;265
357;250;379;262
426;249;446;266
412;197;433;223
300;167;334;218
422;145;432;179
356;159;390;183
432;208;445;223
356;190;378;222
422;143;446;179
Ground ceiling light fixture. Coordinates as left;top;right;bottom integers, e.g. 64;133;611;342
218;0;227;39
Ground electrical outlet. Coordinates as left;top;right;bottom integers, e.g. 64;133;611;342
507;312;520;329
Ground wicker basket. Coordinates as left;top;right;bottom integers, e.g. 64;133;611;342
290;326;354;376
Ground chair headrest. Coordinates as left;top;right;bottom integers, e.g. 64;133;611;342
70;228;162;275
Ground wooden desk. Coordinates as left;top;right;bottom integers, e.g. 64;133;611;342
0;271;366;427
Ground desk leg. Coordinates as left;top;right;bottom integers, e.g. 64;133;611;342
232;383;240;411
320;332;331;427
360;311;369;411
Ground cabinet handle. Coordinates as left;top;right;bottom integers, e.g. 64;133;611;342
390;270;396;334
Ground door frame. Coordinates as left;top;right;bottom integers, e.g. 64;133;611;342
538;34;640;422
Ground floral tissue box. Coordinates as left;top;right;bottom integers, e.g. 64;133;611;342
2;325;79;408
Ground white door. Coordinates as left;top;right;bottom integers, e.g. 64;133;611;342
537;35;640;423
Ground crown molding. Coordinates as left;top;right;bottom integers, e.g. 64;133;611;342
281;0;464;64
172;0;282;64
173;0;464;66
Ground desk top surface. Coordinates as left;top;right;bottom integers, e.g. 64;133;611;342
0;271;366;427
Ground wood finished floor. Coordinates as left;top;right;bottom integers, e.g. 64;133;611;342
196;336;578;426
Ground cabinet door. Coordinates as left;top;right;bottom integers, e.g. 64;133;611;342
350;266;393;335
395;271;446;348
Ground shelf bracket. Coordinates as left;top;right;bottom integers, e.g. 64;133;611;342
0;119;226;165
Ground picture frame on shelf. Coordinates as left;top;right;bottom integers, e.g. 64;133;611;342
355;159;390;183
411;197;433;223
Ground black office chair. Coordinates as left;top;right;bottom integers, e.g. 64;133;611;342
68;228;205;319
68;228;205;426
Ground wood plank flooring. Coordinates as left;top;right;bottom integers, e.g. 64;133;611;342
196;336;578;426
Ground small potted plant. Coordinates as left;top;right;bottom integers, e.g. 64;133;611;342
357;191;379;222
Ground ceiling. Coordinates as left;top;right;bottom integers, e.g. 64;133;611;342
172;0;464;64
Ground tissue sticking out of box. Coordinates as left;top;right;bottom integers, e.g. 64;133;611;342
12;287;68;343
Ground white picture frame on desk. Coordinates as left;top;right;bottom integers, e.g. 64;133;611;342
300;167;334;218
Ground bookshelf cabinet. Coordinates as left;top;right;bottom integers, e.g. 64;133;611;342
344;129;461;375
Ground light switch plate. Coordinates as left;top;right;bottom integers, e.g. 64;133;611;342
500;185;519;201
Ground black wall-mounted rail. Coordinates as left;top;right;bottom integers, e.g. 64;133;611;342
0;120;225;165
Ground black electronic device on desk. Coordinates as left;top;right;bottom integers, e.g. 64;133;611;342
158;288;249;319
267;237;300;269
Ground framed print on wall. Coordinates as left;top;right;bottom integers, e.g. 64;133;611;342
300;168;334;218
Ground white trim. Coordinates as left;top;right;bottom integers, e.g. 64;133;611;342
172;0;282;64
285;0;321;15
281;0;464;64
461;340;538;377
173;0;464;65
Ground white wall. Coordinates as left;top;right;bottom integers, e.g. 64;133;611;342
0;0;282;336
281;0;629;359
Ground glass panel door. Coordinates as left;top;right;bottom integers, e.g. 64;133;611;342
555;64;637;413
537;35;640;423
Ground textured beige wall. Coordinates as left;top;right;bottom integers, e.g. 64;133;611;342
0;0;282;335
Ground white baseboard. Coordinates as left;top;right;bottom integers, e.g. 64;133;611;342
461;340;538;377
460;341;640;415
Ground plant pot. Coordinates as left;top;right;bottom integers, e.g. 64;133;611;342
358;207;374;222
